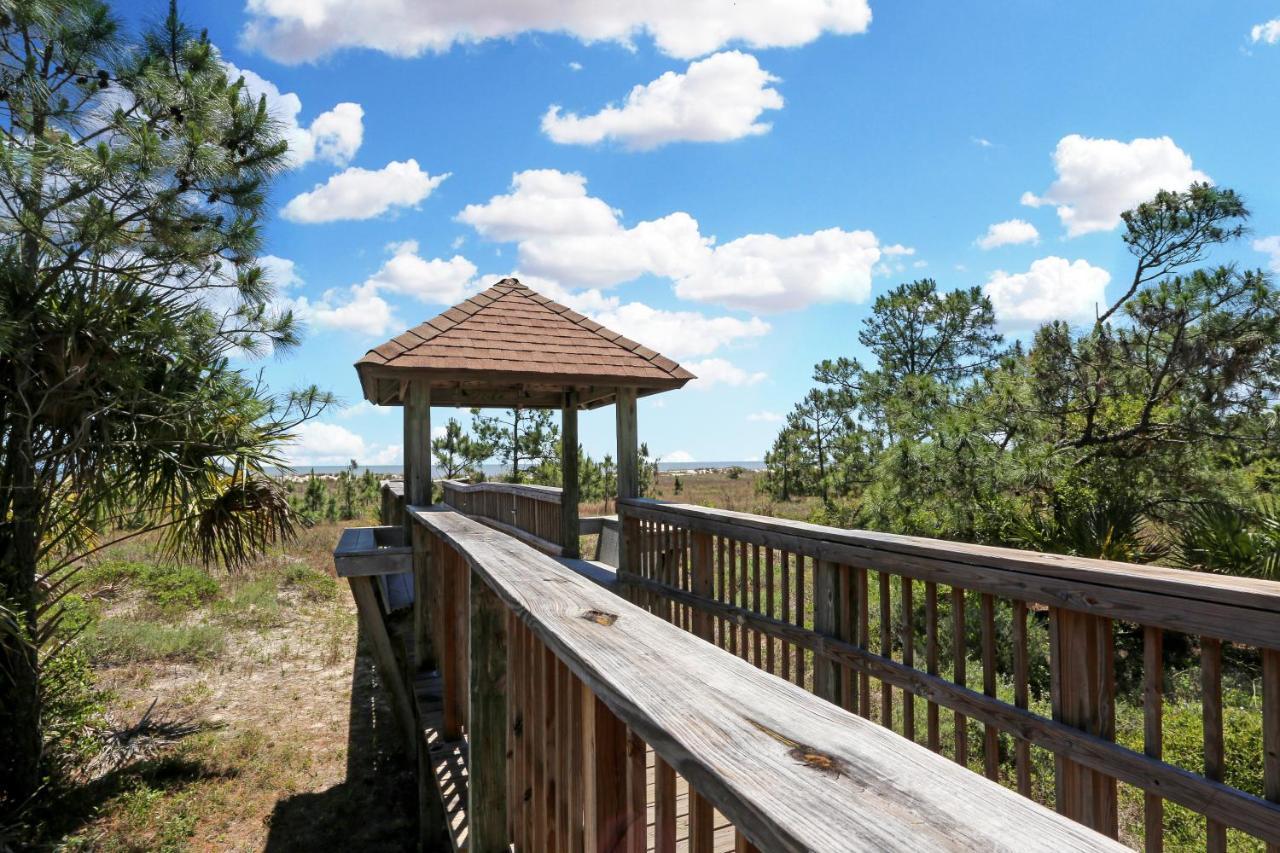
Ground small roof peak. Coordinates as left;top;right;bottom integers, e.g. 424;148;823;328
355;277;694;408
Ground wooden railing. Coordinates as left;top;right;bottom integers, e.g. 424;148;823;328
615;498;1280;851
440;480;566;553
410;504;1123;852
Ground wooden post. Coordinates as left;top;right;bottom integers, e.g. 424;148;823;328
582;684;629;853
1049;607;1118;838
814;559;842;704
691;531;714;641
405;380;435;673
469;569;508;853
561;391;581;558
615;386;639;503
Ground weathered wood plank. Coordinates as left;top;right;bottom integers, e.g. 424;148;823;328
468;570;507;853
561;391;580;557
1143;625;1163;853
618;499;1280;649
618;569;1280;845
1202;637;1226;853
1263;648;1280;853
414;507;1125;852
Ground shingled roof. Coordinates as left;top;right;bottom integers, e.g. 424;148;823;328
355;278;695;409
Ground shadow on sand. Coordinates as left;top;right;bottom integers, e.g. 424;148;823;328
264;619;417;852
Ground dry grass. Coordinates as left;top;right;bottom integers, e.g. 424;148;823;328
44;520;416;852
579;469;821;521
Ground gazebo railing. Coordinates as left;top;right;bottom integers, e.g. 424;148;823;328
614;498;1280;851
440;479;566;553
410;504;1124;852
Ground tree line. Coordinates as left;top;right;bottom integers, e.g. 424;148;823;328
431;408;657;504
761;184;1280;577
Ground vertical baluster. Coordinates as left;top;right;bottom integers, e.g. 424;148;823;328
765;548;776;674
901;576;915;742
532;637;547;851
1202;637;1226;853
690;787;715;853
654;756;677;853
952;587;968;767
814;559;842;704
856;565;870;717
780;551;792;681
1143;626;1163;853
470;570;508;853
879;570;892;727
981;593;999;780
926;582;940;752
1263;648;1279;853
727;537;739;654
582;684;628;853
839;563;855;712
794;553;807;686
568;664;584;853
1014;600;1031;797
625;729;646;853
510;616;525;851
752;544;763;667
717;535;728;648
739;541;751;661
542;645;559;852
735;830;761;852
522;623;535;850
557;658;570;853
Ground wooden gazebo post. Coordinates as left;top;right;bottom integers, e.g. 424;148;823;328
615;386;638;575
561;390;580;558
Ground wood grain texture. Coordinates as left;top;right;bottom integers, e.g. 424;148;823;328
468;570;507;853
413;507;1126;852
1263;648;1280;853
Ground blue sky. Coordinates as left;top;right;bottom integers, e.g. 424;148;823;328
131;1;1280;465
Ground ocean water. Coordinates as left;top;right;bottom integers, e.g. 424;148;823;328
272;460;764;477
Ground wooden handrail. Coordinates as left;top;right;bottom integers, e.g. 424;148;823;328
440;479;563;504
614;497;1280;848
410;504;1122;852
617;498;1280;648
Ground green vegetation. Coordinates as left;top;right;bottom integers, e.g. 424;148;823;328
0;0;331;813
762;185;1279;570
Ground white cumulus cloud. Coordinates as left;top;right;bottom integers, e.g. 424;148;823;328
747;411;783;423
542;51;783;150
662;450;695;463
458;169;888;311
983;256;1111;328
286;422;401;466
675;228;880;312
291;241;479;336
1254;236;1280;273
685;357;767;389
976;219;1039;250
283;159;450;223
241;0;872;63
1022;135;1210;237
1251;18;1280;44
224;62;363;167
586;301;769;361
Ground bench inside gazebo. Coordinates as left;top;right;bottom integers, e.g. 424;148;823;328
331;278;1280;852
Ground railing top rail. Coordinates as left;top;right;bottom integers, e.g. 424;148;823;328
618;497;1280;612
381;479;404;496
440;478;563;503
409;503;1122;852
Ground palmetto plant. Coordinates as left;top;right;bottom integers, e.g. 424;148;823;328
0;0;330;806
1171;498;1280;580
1005;494;1169;564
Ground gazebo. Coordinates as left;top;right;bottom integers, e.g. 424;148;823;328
355;276;693;665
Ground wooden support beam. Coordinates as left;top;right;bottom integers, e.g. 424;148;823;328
468;569;508;853
561;391;581;558
406;380;435;673
814;559;842;704
346;576;416;748
1050;607;1118;838
691;531;714;641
